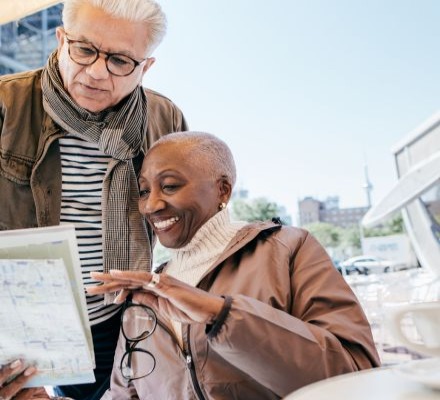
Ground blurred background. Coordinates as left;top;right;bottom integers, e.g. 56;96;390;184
1;0;439;365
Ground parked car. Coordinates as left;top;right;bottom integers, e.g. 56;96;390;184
339;255;407;275
331;259;346;276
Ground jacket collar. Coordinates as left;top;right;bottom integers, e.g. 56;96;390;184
209;219;282;269
156;219;283;283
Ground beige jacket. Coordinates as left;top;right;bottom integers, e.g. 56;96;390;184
0;69;188;231
103;221;380;400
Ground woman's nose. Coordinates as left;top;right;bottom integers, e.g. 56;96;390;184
139;194;165;215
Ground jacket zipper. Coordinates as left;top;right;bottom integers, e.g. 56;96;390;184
157;320;206;400
186;325;206;400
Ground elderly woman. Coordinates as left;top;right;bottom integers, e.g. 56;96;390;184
88;131;380;399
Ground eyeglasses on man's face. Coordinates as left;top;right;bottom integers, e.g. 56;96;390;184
64;32;147;77
120;296;157;381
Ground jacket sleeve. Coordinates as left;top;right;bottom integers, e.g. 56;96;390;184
208;231;380;397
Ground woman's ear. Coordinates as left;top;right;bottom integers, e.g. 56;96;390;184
218;177;232;203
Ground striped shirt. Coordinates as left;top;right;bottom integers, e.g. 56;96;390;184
59;136;121;325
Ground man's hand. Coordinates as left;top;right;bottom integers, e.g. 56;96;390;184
0;360;45;400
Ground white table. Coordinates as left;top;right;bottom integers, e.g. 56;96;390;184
283;366;440;400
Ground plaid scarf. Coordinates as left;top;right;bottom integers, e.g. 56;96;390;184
41;52;151;291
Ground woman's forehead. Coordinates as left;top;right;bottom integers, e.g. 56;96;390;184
143;143;205;176
147;141;196;163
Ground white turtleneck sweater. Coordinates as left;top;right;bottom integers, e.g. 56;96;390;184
164;209;246;346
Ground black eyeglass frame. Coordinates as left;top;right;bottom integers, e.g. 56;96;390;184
119;296;157;381
64;33;148;77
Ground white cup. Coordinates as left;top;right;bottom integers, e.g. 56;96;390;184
386;302;440;358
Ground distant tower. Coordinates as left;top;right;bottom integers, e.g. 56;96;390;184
362;163;373;208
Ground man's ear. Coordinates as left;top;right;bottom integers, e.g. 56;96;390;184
142;57;156;74
218;177;232;203
55;27;65;54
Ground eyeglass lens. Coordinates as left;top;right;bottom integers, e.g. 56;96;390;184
121;348;156;380
120;303;157;380
122;304;156;340
68;41;137;76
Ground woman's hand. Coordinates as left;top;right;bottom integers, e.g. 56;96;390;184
0;360;40;400
88;271;224;325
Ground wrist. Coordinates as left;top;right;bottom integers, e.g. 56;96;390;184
207;296;227;324
206;295;232;339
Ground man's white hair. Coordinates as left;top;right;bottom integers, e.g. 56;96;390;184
150;131;237;188
62;0;167;55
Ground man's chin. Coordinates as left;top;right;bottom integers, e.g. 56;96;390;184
75;97;108;113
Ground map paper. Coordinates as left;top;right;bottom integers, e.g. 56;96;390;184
0;225;95;387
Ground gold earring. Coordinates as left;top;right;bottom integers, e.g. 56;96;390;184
219;202;226;210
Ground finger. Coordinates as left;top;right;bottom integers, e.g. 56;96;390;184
90;272;115;282
89;270;150;295
91;270;146;285
15;386;48;400
0;366;37;399
87;281;131;295
14;388;40;400
89;272;139;287
109;270;152;283
109;270;167;293
114;288;131;304
0;360;23;386
87;284;113;295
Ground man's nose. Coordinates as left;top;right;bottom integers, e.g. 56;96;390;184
85;54;110;79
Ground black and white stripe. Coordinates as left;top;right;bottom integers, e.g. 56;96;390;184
59;136;120;325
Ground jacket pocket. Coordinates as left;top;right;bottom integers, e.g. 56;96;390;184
0;150;37;230
0;150;33;184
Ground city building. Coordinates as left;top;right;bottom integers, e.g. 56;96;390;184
298;196;369;228
0;4;62;74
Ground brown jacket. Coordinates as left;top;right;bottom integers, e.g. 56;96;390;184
0;69;188;231
103;221;380;400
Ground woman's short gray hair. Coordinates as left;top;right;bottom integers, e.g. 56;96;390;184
62;0;167;55
150;131;237;188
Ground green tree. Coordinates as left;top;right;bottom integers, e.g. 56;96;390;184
302;222;342;248
363;213;404;237
340;225;361;250
231;197;291;225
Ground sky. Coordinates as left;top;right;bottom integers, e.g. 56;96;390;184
143;0;440;223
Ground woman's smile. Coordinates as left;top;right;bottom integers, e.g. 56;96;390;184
151;216;180;231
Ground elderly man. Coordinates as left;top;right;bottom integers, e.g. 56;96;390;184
0;0;187;398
